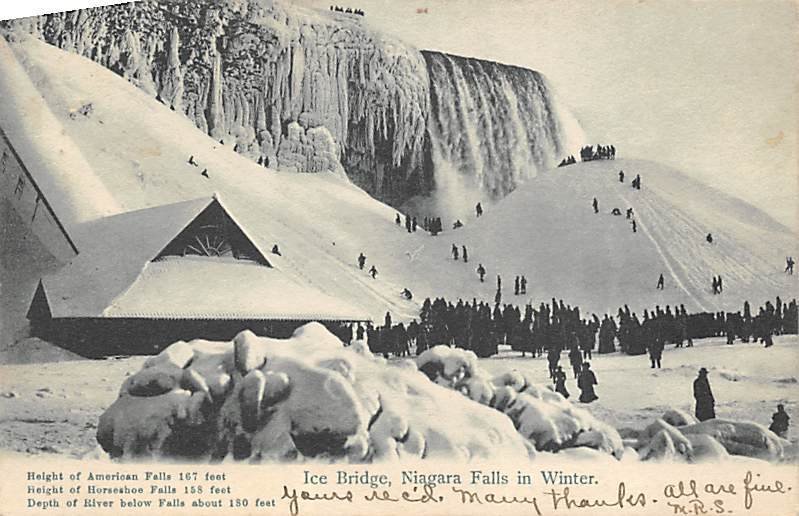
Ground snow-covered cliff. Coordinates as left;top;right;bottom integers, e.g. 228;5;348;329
2;0;578;207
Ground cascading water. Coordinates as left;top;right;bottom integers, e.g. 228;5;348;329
422;51;585;220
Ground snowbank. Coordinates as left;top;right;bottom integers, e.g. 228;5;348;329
0;36;121;232
97;329;792;464
98;324;531;462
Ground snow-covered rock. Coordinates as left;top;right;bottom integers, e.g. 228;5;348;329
97;324;530;462
416;346;624;458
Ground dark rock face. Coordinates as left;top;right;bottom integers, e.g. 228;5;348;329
3;0;571;207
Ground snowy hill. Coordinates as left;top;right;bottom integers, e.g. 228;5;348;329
1;35;796;348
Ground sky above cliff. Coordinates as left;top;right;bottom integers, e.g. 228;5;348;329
296;0;797;227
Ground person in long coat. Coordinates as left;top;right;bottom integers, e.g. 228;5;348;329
578;362;598;403
568;341;583;379
554;366;570;399
693;367;716;421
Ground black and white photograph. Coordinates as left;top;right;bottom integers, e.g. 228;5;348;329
0;0;797;514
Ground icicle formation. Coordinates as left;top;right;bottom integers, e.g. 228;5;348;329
4;0;429;202
424;51;570;199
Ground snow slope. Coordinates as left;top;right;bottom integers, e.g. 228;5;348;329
1;35;796;348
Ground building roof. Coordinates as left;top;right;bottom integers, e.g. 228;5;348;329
103;256;369;321
38;196;371;322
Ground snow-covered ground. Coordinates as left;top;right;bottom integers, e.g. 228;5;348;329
0;334;794;460
481;335;799;440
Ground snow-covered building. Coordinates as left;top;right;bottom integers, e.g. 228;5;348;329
26;196;371;356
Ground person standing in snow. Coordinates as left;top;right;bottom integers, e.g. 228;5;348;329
578;362;599;403
592;197;599;214
384;311;392;329
497;274;502;290
693;368;715;421
405;214;412;233
769;404;790;438
547;347;560;379
619;170;625;182
786;257;795;274
369;265;378;279
514;276;520;296
357;253;366;270
452;244;459;261
626;207;633;219
271;244;281;256
569;341;583;379
554;366;570;399
520;275;527;295
412;217;418;232
706;233;713;244
477;264;486;282
395;213;401;226
718;275;723;293
657;273;665;290
462;245;468;263
631;219;637;233
475;202;483;217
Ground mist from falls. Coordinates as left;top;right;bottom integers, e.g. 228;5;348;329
422;51;585;221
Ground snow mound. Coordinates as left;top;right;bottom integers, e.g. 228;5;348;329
624;410;789;463
416;346;623;457
97;324;530;462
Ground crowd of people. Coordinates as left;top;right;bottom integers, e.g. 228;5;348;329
580;144;616;162
347;296;797;365
329;5;365;15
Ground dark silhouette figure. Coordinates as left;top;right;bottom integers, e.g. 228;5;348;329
271;244;281;256
648;340;663;368
453;219;463;229
402;288;413;300
369;265;378;279
514;276;520;296
462;245;468;263
706;233;713;244
626;208;633;219
578;362;599;403
357;253;366;270
520;275;527;294
631;219;637;232
412;217;418;232
786;257;795;274
611;207;622;216
554;366;569;399
494;288;502;306
188;155;197;166
712;276;719;295
657;273;665;290
718;275;723;293
201;169;209;178
405;214;412;233
619;170;625;182
497;275;502;290
693;368;715;421
769;404;789;438
395;213;401;225
569;344;582;378
475;202;483;217
477;264;486;282
452;244;459;261
592;197;599;214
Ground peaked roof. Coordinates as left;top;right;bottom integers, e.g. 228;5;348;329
40;196;277;318
103;256;370;321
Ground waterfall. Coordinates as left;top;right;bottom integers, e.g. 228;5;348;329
422;51;585;217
